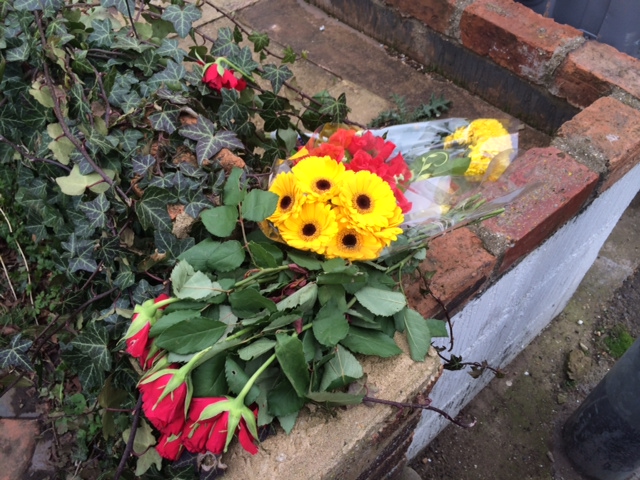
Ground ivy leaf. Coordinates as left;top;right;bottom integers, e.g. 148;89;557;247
132;154;156;176
354;286;406;316
135;186;174;231
88;19;113;48
241;190;278;222
213;27;239;57
0;334;34;372
46;123;75;165
319;345;363;391
161;4;201;38
101;0;135;16
282;46;297;64
219;90;248;129
145;60;186;92
179;116;243;164
261;64;293;94
14;0;63;10
157;38;186;64
78;193;109;230
135;448;162;477
275;334;309;398
155;318;227;354
55;165;116;196
148;108;180;134
200;206;238;238
394;308;431;362
154;230;194;260
248;32;269;52
230;46;259;74
65;323;111;390
319;92;349;123
62;233;98;273
340;327;402;358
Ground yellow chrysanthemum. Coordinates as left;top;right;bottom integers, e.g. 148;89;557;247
325;222;385;261
291;156;345;202
268;172;305;225
279;202;338;254
443;119;512;179
334;170;398;229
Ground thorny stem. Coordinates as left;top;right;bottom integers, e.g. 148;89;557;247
233;265;291;289
113;395;143;480
34;12;132;207
362;395;477;429
0;135;71;172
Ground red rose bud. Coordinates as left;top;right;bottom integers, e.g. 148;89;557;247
156;432;184;461
139;368;190;435
197;397;260;455
125;294;173;369
203;64;246;92
183;397;226;454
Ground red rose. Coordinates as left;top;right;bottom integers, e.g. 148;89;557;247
125;293;170;369
156;432;184;461
203;64;246;92
183;397;226;454
139;369;188;435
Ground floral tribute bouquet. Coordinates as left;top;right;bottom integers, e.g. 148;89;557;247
121;118;517;472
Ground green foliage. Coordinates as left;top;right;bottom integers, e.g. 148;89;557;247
368;93;451;128
0;0;354;474
604;325;635;359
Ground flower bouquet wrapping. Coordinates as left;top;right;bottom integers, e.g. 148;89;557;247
121;119;519;469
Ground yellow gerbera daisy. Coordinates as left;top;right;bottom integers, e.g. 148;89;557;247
291;156;345;202
325;222;385;261
279;202;338;254
371;206;404;245
334;170;398;229
268;172;304;225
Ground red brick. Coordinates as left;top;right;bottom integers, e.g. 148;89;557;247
551;42;640;108
404;227;496;319
556;97;640;191
384;0;461;36
479;147;598;273
0;418;39;480
460;0;583;84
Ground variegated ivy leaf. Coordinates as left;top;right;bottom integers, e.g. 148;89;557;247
87;19;113;48
161;4;202;38
319;92;349;123
132;154;156;176
134;186;174;231
101;0;135;17
213;27;240;57
78;193;109;230
179;116;243;164
13;0;63;10
0;334;34;372
148;108;180;134
145;60;186;93
64;322;111;390
62;233;98;273
261;64;293;94
156;39;186;64
229;46;259;74
248;31;269;52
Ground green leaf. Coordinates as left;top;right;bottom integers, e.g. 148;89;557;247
101;0;135;16
340;327;402;357
241;190;278;222
277;411;298;434
132;155;156;176
229;288;276;318
312;300;349;347
238;338;277;361
427;319;449;338
78;193;109;230
175;272;221;300
230;46;259;74
161;4;201;38
223;167;245;206
395;308;431;362
248;31;269;52
287;250;322;270
192;354;227;397
200;206;238;237
14;0;63;9
47;123;75;165
319;345;363;391
63;323;111;390
55;165;115;196
135;448;162;477
267;376;305;416
123;419;156;456
135;186;174;231
354;286;406;316
206;240;245;272
248;242;278;268
262;64;293;94
0;334;33;372
179;116;243;165
88;19;113;47
275;335;309;398
148;108;180;134
306;391;364;405
155;318;227;354
178;239;222;271
150;310;202;337
225;358;260;404
276;282;317;312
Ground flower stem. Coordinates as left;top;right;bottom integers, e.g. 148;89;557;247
233;265;291;289
237;353;277;402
